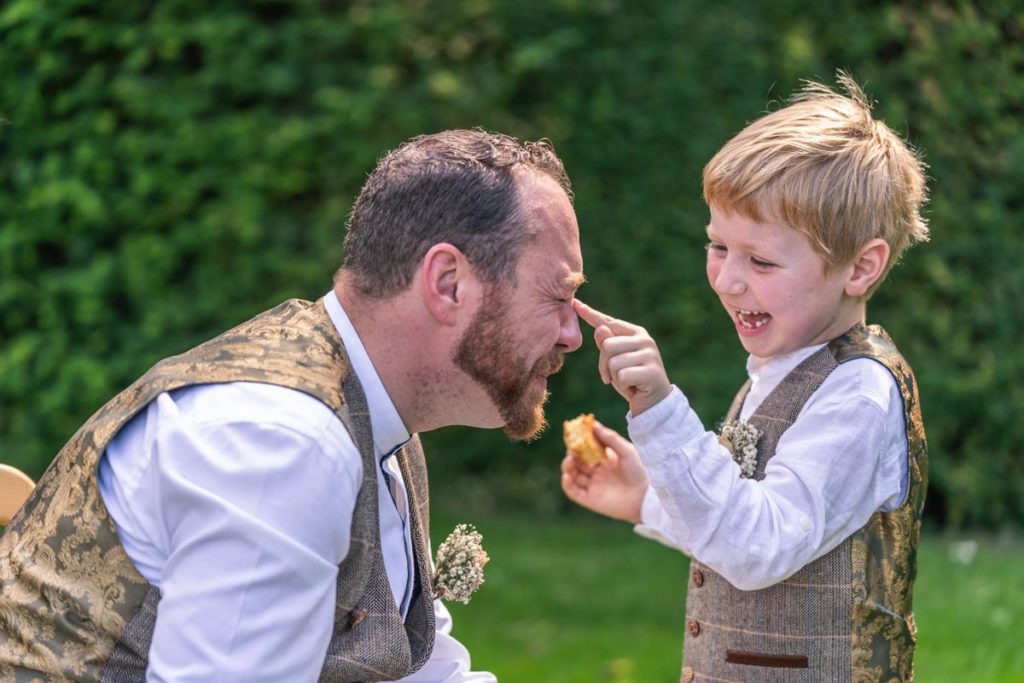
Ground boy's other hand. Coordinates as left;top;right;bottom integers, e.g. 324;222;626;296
561;421;649;524
574;300;672;415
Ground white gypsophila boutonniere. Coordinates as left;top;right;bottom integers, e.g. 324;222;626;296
434;523;489;604
718;419;761;479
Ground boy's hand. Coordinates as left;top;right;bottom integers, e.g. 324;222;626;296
561;421;649;524
574;300;672;415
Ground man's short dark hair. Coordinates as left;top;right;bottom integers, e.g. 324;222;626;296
339;129;572;298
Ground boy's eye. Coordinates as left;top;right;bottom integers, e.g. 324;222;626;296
705;242;727;254
751;257;777;270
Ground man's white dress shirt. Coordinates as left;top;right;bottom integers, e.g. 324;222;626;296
630;343;909;591
98;291;495;682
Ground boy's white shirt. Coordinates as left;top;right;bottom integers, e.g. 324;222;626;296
631;342;909;591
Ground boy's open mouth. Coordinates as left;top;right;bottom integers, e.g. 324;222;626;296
736;308;771;329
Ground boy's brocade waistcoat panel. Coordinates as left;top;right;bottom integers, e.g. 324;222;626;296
682;324;927;683
0;299;435;682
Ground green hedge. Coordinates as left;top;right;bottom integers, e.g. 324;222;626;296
2;0;1020;528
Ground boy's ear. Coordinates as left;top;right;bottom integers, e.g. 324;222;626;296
845;238;890;298
421;243;481;326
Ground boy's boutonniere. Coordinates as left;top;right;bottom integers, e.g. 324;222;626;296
434;523;489;604
718;419;761;479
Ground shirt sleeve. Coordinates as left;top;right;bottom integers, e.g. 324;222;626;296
628;362;905;591
393;599;497;682
105;384;363;683
633;486;689;553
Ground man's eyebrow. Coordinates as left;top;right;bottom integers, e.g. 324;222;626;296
564;273;587;290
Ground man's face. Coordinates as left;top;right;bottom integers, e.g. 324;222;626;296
454;285;564;440
454;173;584;440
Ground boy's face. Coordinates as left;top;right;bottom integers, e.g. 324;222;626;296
705;206;863;359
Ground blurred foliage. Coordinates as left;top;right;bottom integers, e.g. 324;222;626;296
1;0;1021;528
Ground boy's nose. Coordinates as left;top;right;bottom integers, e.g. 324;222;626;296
711;261;747;296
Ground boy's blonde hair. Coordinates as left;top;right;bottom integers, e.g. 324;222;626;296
703;73;929;295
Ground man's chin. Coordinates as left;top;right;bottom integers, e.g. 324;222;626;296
501;393;549;442
503;416;547;442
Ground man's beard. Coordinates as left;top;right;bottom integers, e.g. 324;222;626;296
454;290;564;441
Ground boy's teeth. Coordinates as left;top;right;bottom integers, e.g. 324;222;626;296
736;309;771;329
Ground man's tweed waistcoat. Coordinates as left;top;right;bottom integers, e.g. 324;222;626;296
681;324;927;683
0;299;435;682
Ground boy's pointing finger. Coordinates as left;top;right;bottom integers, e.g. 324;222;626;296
573;299;616;329
575;299;639;338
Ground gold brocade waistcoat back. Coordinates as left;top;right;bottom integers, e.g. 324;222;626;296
836;325;927;682
0;298;434;682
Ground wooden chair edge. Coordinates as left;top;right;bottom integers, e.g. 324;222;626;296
0;464;36;526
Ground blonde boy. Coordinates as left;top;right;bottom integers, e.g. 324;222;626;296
563;75;929;681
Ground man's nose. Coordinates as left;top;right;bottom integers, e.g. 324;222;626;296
560;303;584;352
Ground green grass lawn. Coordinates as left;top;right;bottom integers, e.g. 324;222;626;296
432;509;1024;682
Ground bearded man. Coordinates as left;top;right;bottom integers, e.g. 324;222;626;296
0;129;585;682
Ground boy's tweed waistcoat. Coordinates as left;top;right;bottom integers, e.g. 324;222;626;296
0;298;435;682
681;324;927;683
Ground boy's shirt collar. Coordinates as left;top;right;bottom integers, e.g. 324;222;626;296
743;343;828;418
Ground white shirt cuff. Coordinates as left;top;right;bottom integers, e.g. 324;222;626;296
626;386;706;462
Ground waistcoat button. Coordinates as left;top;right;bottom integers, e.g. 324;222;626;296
349;607;370;629
687;618;701;637
691;569;704;587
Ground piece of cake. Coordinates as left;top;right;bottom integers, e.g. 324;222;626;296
563;413;605;465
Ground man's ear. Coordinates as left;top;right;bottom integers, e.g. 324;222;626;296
421;243;478;326
845;238;890;298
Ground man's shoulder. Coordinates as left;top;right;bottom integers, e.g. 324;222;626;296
169;381;344;440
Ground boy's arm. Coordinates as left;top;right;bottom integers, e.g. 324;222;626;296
628;360;905;590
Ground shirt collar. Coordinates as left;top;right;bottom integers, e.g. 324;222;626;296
743;343;828;415
323;290;411;460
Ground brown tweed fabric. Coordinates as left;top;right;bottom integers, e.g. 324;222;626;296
0;299;434;682
319;437;435;682
682;324;927;683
